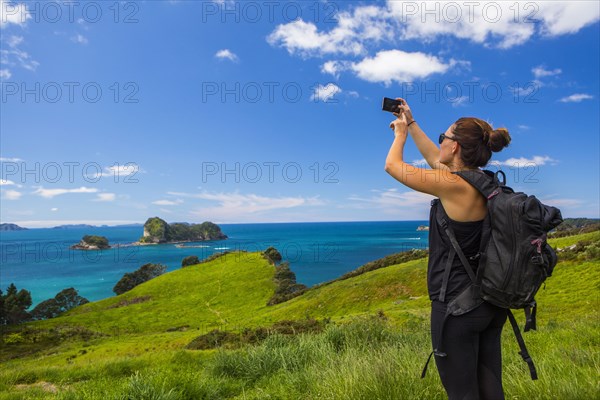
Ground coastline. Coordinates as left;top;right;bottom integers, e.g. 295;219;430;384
1;221;430;306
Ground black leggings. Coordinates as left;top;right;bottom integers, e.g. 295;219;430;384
431;300;508;400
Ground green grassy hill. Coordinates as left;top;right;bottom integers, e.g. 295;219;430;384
1;232;598;399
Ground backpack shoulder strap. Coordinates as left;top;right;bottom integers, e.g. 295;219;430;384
507;310;539;380
454;169;502;199
433;200;477;287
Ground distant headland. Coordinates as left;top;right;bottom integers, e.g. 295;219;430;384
138;217;227;244
0;223;28;231
69;218;227;249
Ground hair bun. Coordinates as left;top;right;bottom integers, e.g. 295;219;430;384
489;128;511;152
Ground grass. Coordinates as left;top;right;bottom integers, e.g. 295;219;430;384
1;231;598;399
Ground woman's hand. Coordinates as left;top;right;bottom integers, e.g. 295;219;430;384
389;98;413;139
397;98;414;123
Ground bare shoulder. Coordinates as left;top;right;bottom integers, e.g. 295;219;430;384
440;177;487;222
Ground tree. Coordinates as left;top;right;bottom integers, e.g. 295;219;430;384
31;288;89;320
0;283;32;325
263;247;282;265
113;263;167;295
81;235;110;249
182;255;200;267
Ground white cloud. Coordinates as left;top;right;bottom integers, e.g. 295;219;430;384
347;189;434;219
268;6;394;57
450;96;469;107
538;198;584;208
411;158;428;167
106;164;138;176
320;60;351;79
215;49;239;62
559;93;594;103
7;35;23;47
268;1;600;69
351;50;454;86
211;0;235;5
33;186;98;198
532;65;562;79
2;189;22;200
490;155;557;168
51;207;58;212
268;20;347;56
0;157;23;162
510;81;541;98
535;1;600;36
0;179;16;186
94;164;141;180
0;0;30;27
389;1;599;48
152;199;184;206
173;191;325;222
388;1;536;49
0;35;39;71
310;83;342;102
0;68;11;79
71;34;88;45
94;193;116;202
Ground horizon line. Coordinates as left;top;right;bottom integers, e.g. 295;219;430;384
2;216;598;230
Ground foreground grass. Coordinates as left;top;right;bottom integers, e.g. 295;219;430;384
1;232;598;399
1;314;597;399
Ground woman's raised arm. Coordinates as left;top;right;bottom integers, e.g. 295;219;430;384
396;98;449;171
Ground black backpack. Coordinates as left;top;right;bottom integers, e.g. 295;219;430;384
422;169;563;380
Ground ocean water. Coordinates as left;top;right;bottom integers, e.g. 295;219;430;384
0;221;429;306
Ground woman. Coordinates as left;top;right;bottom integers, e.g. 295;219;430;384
385;98;512;399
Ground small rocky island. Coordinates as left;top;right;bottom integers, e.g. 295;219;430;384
71;235;111;250
417;225;429;231
139;217;227;244
0;223;27;231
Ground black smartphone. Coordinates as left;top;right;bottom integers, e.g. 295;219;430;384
382;97;403;113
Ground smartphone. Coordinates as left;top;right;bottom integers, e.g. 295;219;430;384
382;97;403;113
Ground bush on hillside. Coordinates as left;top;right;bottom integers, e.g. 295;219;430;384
263;247;282;265
556;237;600;261
550;218;600;238
312;249;429;291
31;288;89;320
186;318;328;350
113;263;167;295
198;251;233;264
267;261;307;306
0;284;32;325
181;255;200;267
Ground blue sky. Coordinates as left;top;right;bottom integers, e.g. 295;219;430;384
1;0;599;227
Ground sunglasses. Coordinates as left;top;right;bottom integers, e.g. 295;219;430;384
439;133;459;145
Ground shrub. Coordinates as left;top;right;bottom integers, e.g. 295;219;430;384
267;262;307;306
31;288;89;320
186;318;328;350
0;283;32;325
81;235;110;249
181;255;200;267
263;247;282;265
113;264;167;295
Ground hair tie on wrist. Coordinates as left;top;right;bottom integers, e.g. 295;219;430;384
407;120;416;127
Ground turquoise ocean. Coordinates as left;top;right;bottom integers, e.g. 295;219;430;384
0;221;429;306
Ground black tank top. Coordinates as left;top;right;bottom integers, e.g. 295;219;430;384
427;199;483;302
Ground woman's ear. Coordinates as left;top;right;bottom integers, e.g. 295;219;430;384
452;142;460;155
